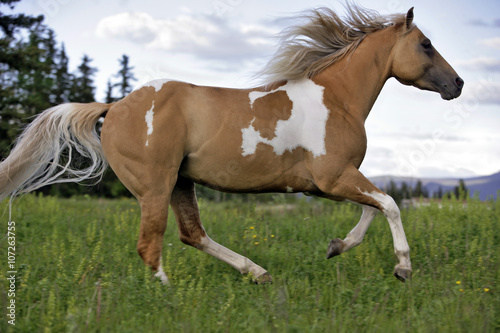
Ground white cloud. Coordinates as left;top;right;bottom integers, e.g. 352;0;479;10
96;12;158;44
95;11;277;62
468;19;500;28
362;133;500;178
481;37;500;49
461;80;500;105
456;57;500;72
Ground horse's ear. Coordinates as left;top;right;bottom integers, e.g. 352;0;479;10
405;7;414;30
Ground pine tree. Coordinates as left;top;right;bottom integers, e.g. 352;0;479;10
0;0;50;154
454;179;468;201
0;0;43;38
401;182;409;200
105;79;115;103
69;55;97;103
114;54;136;99
20;23;57;111
386;180;402;204
414;180;428;198
53;43;72;104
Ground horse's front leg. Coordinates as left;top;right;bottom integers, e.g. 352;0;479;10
326;205;378;258
317;166;412;282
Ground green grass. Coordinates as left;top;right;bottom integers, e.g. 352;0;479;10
1;194;499;332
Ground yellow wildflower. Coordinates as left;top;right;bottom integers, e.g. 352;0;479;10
250;226;254;229
253;235;257;238
254;242;259;245
484;288;490;292
456;281;461;285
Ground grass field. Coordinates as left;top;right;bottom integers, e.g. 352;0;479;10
1;193;499;332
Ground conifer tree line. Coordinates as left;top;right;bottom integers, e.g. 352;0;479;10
0;0;135;197
383;179;469;204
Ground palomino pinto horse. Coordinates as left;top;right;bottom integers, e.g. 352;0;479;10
0;6;463;283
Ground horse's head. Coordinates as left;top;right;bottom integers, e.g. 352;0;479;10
391;8;464;100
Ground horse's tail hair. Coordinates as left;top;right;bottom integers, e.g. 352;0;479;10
0;102;111;202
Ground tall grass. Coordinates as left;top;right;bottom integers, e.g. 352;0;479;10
0;194;498;332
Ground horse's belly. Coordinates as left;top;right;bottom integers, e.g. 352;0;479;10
179;149;317;193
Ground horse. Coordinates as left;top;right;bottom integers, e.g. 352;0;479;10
0;5;463;284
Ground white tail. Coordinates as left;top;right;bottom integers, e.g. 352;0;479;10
0;102;111;202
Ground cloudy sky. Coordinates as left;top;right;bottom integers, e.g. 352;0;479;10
9;0;500;179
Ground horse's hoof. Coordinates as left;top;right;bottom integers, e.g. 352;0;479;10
394;266;412;283
253;272;273;284
326;238;345;259
154;270;170;285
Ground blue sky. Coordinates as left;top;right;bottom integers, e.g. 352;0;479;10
8;0;500;179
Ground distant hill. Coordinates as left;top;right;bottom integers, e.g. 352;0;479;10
369;171;500;201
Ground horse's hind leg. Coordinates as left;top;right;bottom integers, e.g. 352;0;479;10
170;176;272;283
136;192;172;284
134;168;180;285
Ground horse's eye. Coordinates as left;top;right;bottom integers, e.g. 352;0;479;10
421;39;432;50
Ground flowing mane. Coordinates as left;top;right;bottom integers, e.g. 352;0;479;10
257;5;409;85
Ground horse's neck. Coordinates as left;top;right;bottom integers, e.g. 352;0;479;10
314;28;396;122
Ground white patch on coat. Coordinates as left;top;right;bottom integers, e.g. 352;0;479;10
249;90;274;108
241;118;261;156
145;101;155;135
286;186;293;193
135;79;170;92
242;79;329;158
145;101;155;146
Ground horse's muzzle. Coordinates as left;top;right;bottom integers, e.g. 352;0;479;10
441;76;464;100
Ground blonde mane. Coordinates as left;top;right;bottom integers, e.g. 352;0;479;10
257;4;408;85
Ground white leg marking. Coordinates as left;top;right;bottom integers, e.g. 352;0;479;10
361;190;411;269
342;205;378;251
154;256;169;285
200;236;268;278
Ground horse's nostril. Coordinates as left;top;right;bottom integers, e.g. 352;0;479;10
455;77;464;89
